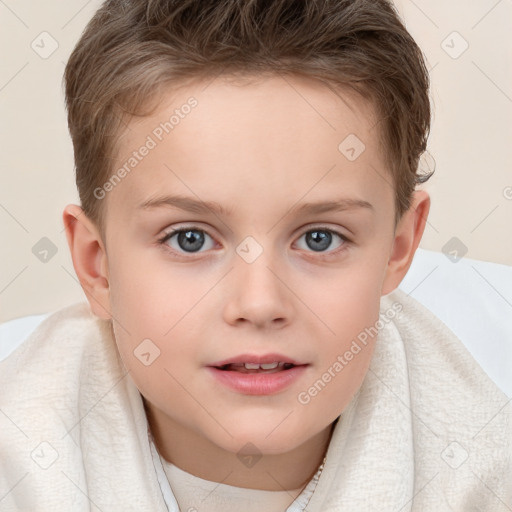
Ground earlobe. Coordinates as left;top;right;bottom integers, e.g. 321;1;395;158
381;190;430;296
62;204;112;320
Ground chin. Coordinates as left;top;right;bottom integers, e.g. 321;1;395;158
207;419;314;456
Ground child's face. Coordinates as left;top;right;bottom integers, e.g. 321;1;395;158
67;74;427;464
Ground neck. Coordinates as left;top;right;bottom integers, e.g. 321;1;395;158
143;397;336;491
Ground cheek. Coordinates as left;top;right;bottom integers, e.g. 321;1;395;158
292;254;385;337
291;258;384;407
107;247;212;336
106;244;220;348
105;255;199;384
297;308;380;421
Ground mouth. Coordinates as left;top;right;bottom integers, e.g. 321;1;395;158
208;353;306;373
206;353;308;395
214;361;298;374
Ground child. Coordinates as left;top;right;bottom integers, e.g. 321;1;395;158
1;0;510;510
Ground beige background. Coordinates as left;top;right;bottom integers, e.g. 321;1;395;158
1;0;511;323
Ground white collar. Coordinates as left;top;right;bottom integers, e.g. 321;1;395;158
147;425;325;512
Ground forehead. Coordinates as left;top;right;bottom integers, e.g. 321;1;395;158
105;73;391;224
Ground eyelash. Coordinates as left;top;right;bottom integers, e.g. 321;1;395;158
156;225;351;259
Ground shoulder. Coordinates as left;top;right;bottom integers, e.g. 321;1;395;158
379;288;509;414
0;302;115;398
379;288;511;507
380;288;506;399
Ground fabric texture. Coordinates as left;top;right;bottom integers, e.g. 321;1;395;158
0;288;510;511
155;442;315;511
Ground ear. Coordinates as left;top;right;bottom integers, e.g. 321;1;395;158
62;204;112;320
381;190;430;296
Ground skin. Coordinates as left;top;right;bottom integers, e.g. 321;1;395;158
63;73;430;493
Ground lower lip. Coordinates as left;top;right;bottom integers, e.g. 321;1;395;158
206;365;308;396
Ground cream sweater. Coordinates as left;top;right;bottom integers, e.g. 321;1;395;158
160;458;307;511
0;289;510;511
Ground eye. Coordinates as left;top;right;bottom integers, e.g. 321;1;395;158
295;227;349;253
158;227;216;254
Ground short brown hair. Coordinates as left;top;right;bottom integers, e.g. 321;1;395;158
64;0;433;238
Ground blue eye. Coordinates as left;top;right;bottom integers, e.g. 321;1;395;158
159;228;215;253
158;226;350;257
295;228;349;253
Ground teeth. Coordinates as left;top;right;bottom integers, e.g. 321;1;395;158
260;362;279;370
243;361;280;370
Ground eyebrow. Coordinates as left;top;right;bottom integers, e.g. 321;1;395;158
137;194;374;217
137;195;233;216
292;198;374;215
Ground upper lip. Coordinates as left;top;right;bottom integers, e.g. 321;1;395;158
208;353;305;367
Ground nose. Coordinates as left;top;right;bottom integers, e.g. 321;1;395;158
222;247;293;329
